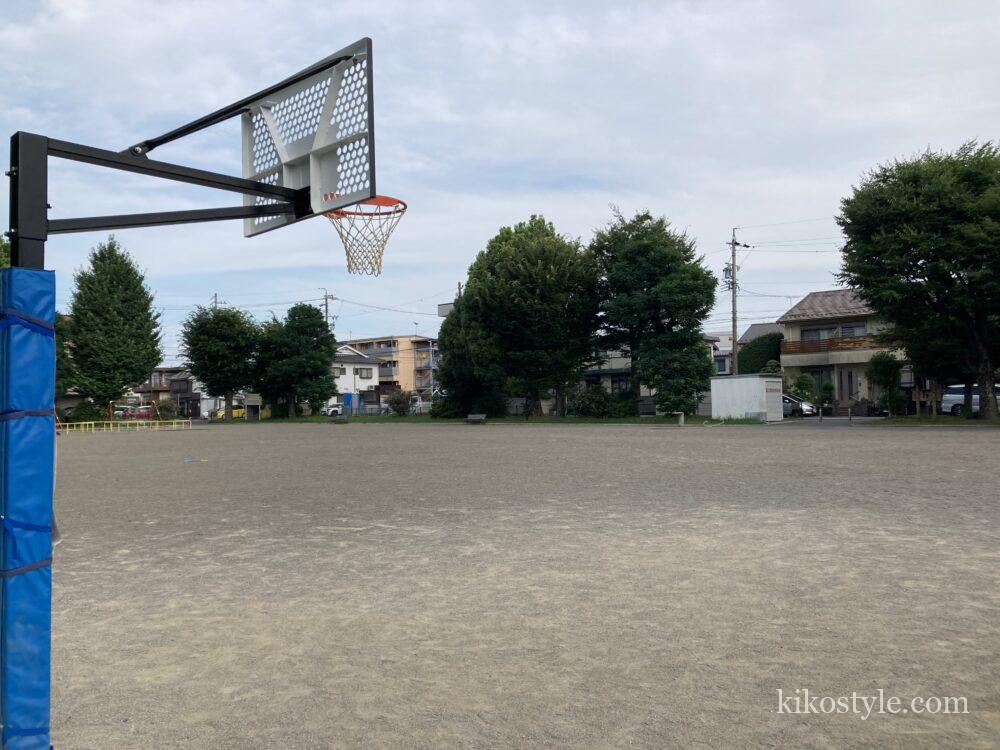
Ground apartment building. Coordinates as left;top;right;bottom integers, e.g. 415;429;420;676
339;334;439;400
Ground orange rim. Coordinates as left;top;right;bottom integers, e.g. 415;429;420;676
326;194;407;218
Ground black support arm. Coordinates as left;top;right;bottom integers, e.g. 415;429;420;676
48;203;295;234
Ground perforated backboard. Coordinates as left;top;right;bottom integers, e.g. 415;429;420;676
241;38;375;236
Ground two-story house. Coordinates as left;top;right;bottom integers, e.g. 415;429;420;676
777;289;908;411
328;345;380;413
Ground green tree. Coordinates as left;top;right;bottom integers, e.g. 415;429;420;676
0;236;9;267
433;295;508;418
591;210;716;414
67;237;161;405
638;330;714;413
459;216;601;416
838;142;1000;418
181;306;259;420
254;304;336;417
865;351;906;416
737;332;784;374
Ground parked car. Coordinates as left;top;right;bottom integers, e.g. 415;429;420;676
319;404;342;416
782;394;817;417
940;384;1000;416
213;406;246;419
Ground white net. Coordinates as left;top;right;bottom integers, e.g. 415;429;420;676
326;196;407;276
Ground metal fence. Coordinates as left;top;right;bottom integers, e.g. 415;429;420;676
59;419;194;433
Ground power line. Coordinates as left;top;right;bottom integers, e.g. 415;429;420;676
735;217;833;230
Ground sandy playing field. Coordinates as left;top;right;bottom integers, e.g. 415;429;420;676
51;421;1000;748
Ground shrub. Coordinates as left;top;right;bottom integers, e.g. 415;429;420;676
738;332;784;373
66;401;106;422
157;399;178;420
387;390;413;416
566;383;610;417
791;373;816;401
609;390;638;417
819;381;835;405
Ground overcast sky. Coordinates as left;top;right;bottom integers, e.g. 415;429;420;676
2;1;997;363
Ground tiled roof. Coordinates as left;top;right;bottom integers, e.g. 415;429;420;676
738;322;784;344
777;289;873;324
335;353;378;365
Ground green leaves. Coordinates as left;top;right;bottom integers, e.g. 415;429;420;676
454;215;601;414
738;332;784;374
67;237;161;405
181;306;259;402
254;304;337;416
839;141;1000;417
593;210;717;413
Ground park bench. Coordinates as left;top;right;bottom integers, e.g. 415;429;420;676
466;414;487;424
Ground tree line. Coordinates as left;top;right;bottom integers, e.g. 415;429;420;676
5;140;996;420
24;237;336;420
433;211;717;417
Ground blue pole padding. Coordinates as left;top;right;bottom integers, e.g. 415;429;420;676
0;268;56;750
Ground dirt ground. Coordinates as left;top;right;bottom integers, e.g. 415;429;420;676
51;422;999;749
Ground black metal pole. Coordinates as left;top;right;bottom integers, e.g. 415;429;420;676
8;132;49;269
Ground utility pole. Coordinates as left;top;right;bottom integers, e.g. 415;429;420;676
725;228;750;375
211;292;218;309
318;288;337;331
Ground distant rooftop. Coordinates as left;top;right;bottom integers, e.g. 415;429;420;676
738;322;784;344
777;289;873;324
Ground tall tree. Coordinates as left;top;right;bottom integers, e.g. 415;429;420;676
181;306;259;420
0;236;9;267
459;216;601;416
591;210;716;414
254;304;336;417
67;237;161;406
839;142;1000;418
433;295;508;417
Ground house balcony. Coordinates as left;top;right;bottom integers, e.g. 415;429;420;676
780;335;888;367
781;335;878;354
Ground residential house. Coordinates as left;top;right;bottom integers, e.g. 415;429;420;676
134;365;187;403
328;345;380;413
705;330;734;375
738;322;784;346
168;370;226;419
777;289;908;412
340;335;439;401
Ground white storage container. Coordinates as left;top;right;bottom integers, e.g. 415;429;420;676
710;375;784;422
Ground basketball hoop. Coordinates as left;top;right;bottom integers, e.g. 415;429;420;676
325;195;407;276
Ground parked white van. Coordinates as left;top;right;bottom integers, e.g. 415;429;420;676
940;384;1000;416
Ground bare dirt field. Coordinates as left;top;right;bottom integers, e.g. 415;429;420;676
52;422;1000;749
